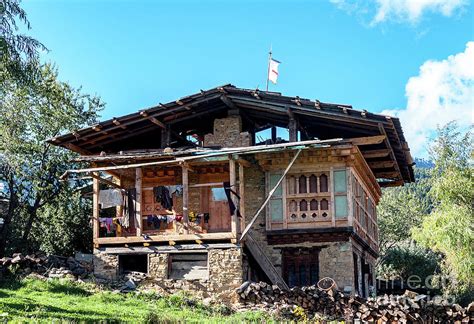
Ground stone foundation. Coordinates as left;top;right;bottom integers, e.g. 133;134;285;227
93;247;243;301
93;251;119;280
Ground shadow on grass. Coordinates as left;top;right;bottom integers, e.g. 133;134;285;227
47;280;91;297
1;299;124;323
0;279;25;291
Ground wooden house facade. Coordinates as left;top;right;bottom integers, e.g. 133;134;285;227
49;85;414;299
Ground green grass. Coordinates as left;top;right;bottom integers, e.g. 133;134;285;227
0;278;272;323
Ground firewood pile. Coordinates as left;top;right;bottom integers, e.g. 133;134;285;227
0;252;93;279
237;281;473;323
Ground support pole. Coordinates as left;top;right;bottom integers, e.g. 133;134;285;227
240;149;302;240
135;168;142;236
229;158;238;237
182;166;189;234
92;172;100;244
239;162;245;235
288;117;297;142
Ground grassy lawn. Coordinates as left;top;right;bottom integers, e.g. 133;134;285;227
0;278;271;323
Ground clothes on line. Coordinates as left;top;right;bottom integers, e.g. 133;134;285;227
122;188;136;228
99;217;114;233
223;181;241;218
153;186;173;209
99;189;123;208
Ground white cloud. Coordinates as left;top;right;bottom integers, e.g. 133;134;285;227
382;41;474;157
330;0;468;24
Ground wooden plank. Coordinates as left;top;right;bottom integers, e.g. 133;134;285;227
63;143;92;156
96;232;235;245
182;165;189;234
288;116;298;142
92;173;100;241
88;172;125;190
349;135;386;146
100;243;238;254
135;168;142;236
362;149;391;159
378;124;402;180
244;230;289;290
347;167;353;227
229;158;238;236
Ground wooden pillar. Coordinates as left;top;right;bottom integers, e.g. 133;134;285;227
288;118;297;142
161;125;171;148
330;167;336;227
92;172;100;243
347;167;354;227
271;126;277;143
182;166;189;234
135;168;142;236
239;162;245;235
229;158;238;236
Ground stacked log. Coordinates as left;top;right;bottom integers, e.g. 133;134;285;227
238;281;473;323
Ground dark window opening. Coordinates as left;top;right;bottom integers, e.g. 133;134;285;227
169;253;208;280
119;254;148;274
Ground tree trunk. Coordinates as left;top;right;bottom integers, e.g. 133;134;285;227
0;190;18;257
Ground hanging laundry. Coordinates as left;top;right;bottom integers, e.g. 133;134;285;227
175;214;183;222
195;213;203;225
99;189;123;208
203;213;210;223
153;186;173;209
188;211;196;222
122;188;136;228
223;182;241;217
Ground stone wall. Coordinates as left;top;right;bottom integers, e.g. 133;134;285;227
93;250;119;280
203;116;251;148
319;241;354;293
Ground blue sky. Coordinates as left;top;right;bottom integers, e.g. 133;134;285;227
23;0;473;157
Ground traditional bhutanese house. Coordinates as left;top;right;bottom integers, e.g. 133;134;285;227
48;85;414;299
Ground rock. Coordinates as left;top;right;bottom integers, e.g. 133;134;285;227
124;279;136;290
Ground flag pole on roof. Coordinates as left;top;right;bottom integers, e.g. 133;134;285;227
266;44;280;91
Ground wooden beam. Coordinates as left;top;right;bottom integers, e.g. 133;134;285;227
368;160;396;169
362;149;390;159
349;135;386;146
220;95;237;110
229;158;238;236
182;165;189;234
140;111;166;129
379;180;405;187
88;172;125;190
237;158;252;168
92;173;100;242
96;232;235;245
271;126;277;143
135;168;142;236
374;171;399;179
63;143;92;156
378;124;402;180
112;118;127;130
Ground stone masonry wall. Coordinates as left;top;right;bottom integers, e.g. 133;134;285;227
94;248;243;301
93;250;119;280
203;116;251;148
243;165;283;272
319;241;354;293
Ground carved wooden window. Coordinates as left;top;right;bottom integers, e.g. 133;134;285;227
284;172;331;224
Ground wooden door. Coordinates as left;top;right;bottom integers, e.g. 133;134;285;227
205;187;231;232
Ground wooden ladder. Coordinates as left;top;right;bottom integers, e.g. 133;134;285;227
244;229;289;290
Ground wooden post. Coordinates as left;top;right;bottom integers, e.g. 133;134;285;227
347;167;354;226
238;162;245;235
135;168;142;236
271;126;277;143
229;158;238;236
330;167;336;227
161;125;171;148
288;117;297;142
182;166;189;234
92;172;100;244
